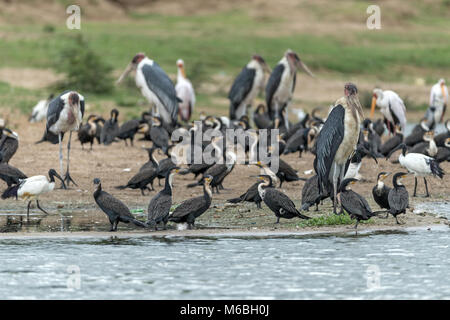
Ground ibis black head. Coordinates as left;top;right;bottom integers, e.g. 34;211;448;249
48;169;66;189
386;143;407;160
344;83;358;96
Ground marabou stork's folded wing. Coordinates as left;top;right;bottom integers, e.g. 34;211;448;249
46;95;65;134
228;67;256;119
314;105;345;193
141;63;179;123
265;64;284;117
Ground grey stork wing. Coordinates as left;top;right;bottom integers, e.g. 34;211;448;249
141;63;179;123
46;94;65;132
265;64;284;117
314;105;345;193
228;67;256;118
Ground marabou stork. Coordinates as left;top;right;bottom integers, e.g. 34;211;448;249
1;169;65;220
370;88;407;135
228;55;271;120
265;50;314;129
175;59;195;122
44;91;84;187
426;79;448;124
314;83;364;214
117;53;179;127
387;143;444;197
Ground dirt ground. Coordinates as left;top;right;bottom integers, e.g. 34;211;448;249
0;114;448;235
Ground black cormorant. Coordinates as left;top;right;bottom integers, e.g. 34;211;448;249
0;152;27;187
117;119;140;146
101;109;119;145
0;128;19;164
388;172;410;224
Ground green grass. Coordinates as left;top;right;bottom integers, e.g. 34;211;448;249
0;5;449;118
296;213;373;228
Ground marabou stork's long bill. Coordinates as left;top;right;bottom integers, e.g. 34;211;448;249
314;83;364;214
116;53;179;127
1;169;65;220
387;143;444;197
427;78;448;124
370;89;407;135
43;91;84;187
265;50;314;129
175;59;195;122
228;55;271;120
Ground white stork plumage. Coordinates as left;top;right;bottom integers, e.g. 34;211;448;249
117;53;179;127
370;88;407;135
426;78;448;124
44;91;84;187
29;93;54;123
1;169;65;220
314;83;364;214
228;55;271;120
387;143;444;197
175;59;196;122
265;49;314;129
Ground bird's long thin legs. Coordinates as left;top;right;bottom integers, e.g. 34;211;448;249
413;177;418;197
64;131;77;187
26;200;32;221
58;133;64;185
36;200;49;215
424;177;430;197
332;163;339;214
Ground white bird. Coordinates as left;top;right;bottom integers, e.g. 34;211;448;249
228;55;271;120
426;78;448;124
175;59;196;122
370;88;407;135
44;91;85;187
265;50;314;129
29;94;54;123
387;143;444;197
1;169;65;220
117;53;179;128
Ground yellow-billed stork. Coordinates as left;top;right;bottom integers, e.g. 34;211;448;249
426;78;448;124
370;88;407;135
175;59;196;122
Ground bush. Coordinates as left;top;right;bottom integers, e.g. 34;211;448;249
53;34;113;94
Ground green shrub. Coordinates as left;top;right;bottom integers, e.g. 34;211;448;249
53;34;113;94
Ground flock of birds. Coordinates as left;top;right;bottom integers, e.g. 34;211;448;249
0;50;449;232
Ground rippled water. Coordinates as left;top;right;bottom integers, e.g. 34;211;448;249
1;227;450;299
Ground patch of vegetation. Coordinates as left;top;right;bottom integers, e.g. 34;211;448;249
296;213;372;228
53;34;114;94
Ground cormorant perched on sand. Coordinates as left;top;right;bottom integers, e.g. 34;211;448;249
150;116;170;155
155;146;179;186
101;109;119;145
227;174;274;209
139;147;159;172
301;175;329;211
339;178;382;231
253;104;271;130
257;175;310;223
117;119;140;146
435;120;449;147
179;162;214;179
0;128;19;164
93;178;148;231
408;131;438;157
169;175;213;229
379;125;403;157
146;167;179;230
405;119;433;146
0;152;27;187
115;166;158;195
372;172;391;213
436;138;450;162
78;115;98;150
283;127;318;158
388;172;410;224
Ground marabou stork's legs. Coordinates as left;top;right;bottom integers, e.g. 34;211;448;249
413;177;418;197
36;200;49;215
64;131;77;187
58;133;64;187
424;177;430;197
332;162;339;214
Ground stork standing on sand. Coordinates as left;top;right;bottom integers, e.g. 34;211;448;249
116;53;179;127
370;88;407;135
314;83;364;214
44;91;84;187
228;55;271;120
175;59;195;122
426;78;448;124
265;50;314;129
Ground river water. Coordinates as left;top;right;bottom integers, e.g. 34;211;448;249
1;224;450;299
